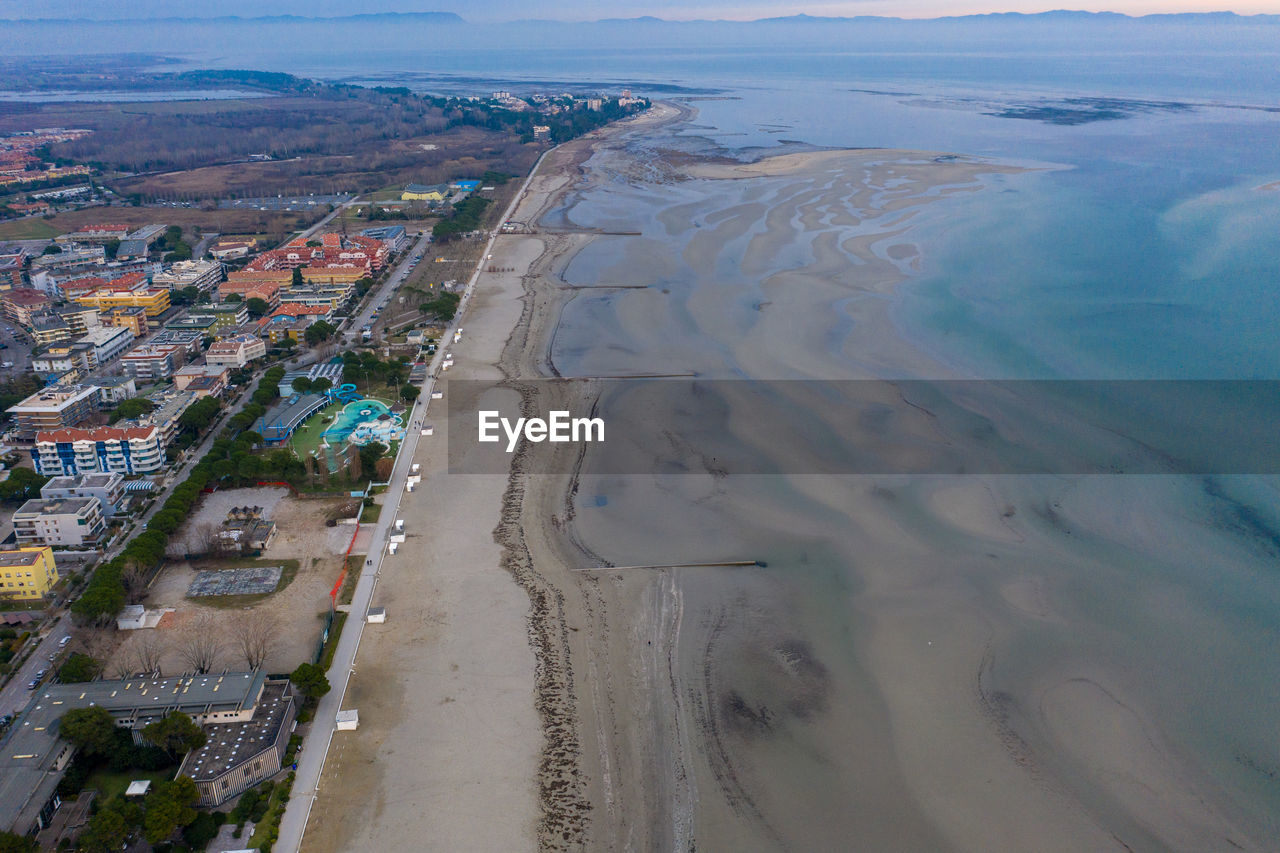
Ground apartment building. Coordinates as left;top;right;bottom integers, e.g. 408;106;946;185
0;547;59;602
152;259;224;292
5;385;99;440
205;334;266;368
1;287;51;327
119;344;184;381
12;497;107;547
32;425;166;477
72;284;170;318
40;471;126;516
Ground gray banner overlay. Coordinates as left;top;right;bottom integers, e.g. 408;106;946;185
445;379;1280;475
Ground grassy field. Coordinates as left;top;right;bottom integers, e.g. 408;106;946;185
0;217;61;240
84;768;175;802
38;206;321;241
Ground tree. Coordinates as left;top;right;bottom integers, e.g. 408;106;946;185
143;712;207;756
58;706;118;756
400;383;419;402
358;442;387;475
183;811;221;849
290;662;331;700
58;652;100;683
143;776;200;845
130;630;168;676
175;613;225;674
226;292;243;303
110;396;155;422
291;376;313;394
0;468;48;502
292;266;305;287
231;609;280;670
75;808;128;853
246;297;270;318
312;377;333;393
0;831;36;853
305;320;337;346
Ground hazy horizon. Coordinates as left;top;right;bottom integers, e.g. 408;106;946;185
4;0;1280;22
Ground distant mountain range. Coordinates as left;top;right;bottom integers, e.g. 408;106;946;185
5;9;1279;25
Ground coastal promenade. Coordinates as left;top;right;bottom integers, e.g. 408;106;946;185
275;145;553;853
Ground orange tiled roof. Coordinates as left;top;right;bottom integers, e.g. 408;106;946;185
37;425;157;443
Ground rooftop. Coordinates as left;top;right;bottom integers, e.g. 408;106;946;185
0;549;48;569
179;680;292;783
13;497;98;516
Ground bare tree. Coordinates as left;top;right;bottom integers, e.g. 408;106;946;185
180;522;215;557
121;564;149;604
231;609;280;670
132;631;169;676
175;613;225;675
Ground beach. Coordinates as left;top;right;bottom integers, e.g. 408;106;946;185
303;100;1279;852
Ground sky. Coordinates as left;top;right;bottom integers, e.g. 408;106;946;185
3;0;1277;20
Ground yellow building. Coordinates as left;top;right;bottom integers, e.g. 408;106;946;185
401;183;446;202
102;306;150;337
0;546;59;601
72;287;171;318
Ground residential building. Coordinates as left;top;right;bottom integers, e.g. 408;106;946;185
76;324;135;366
533;125;551;140
88;375;137;406
265;316;312;343
0;250;25;289
278;281;354;310
217;279;280;307
54;303;101;334
360;225;408;252
401;183;446;202
1;287;50;327
29;314;73;346
193;301;248;330
101;305;149;337
40;472;126;516
0;672;275;836
30;244;105;270
119;344;184;381
174;363;230;395
5;385;99;440
12;497;106;547
30;346;81;377
72;284;170;318
205;334;266;368
145;328;204;357
165;315;217;335
143;390;196;446
152;259;223;292
0;547;59;602
59;271;148;302
33;425;166;477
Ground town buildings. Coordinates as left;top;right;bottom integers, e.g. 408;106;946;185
119;344;184;381
174;364;230;397
217;279;280;308
71;281;170;318
401;183;446;202
359;225;408;252
0;546;59;602
12;497;107;547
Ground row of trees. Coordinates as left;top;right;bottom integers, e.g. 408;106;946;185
71;370;282;623
432;196;491;242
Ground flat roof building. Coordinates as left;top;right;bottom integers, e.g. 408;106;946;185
40;471;126;516
5;385;100;441
12;496;106;547
33;424;166;477
153;260;223;293
0;671;269;836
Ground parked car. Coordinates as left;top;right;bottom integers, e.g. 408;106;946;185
58;635;71;647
